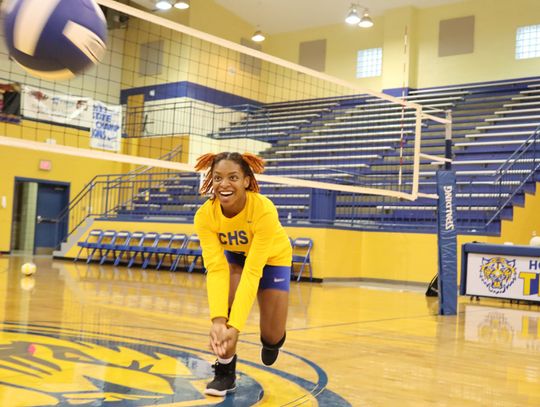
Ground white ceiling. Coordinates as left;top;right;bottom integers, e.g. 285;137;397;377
214;0;463;34
129;0;463;34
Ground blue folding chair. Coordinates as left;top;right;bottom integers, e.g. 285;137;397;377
167;233;189;271
184;234;203;273
143;232;173;269
108;231;131;265
114;231;145;266
291;237;313;281
128;232;159;268
96;230;120;265
75;229;104;263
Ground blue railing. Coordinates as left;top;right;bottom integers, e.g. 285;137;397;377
55;145;185;244
485;124;540;227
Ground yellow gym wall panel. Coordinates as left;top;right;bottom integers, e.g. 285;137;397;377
284;226;439;282
264;23;384;91
188;0;254;45
0;144;134;252
381;7;419;90
136;135;190;160
484;184;540;246
415;0;540;88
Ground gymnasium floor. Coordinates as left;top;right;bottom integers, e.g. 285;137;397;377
0;254;539;406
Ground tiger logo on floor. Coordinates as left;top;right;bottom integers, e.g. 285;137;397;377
479;257;517;294
0;323;351;406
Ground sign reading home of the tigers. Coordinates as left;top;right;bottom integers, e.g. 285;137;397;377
466;253;540;302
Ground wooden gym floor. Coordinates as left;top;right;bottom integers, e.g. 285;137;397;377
0;254;539;406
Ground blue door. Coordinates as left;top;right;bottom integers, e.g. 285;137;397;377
34;183;69;253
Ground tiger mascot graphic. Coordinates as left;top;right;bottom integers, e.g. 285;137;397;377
479;257;517;294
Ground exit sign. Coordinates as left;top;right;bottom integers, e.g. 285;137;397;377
39;160;52;171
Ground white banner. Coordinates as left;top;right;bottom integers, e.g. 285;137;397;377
90;101;122;152
466;252;540;302
22;86;93;128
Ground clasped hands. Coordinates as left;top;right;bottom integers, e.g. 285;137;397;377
209;317;239;358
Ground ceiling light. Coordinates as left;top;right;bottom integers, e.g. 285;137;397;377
251;30;265;42
155;0;172;10
345;7;361;25
358;12;374;28
174;0;190;9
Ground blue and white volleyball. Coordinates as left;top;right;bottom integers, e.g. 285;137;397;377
1;0;107;80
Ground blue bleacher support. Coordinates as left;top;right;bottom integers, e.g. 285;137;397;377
309;188;336;225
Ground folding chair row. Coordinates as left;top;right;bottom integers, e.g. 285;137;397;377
75;229;310;277
75;230;204;272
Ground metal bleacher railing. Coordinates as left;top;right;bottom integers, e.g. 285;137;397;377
54;144;186;244
485;124;540;229
124;100;262;139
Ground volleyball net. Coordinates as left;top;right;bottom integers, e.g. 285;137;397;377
0;0;451;230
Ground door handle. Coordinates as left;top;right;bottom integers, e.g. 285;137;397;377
36;215;43;223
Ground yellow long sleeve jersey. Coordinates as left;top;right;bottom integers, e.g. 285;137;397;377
194;191;292;332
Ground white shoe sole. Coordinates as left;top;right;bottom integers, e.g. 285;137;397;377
204;385;237;397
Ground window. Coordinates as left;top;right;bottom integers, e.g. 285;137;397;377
356;48;382;78
516;24;540;60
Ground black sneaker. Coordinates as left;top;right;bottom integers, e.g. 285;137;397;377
261;333;286;366
204;355;237;397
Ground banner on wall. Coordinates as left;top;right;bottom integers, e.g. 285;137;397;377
22;86;123;152
90;101;122;152
22;86;93;128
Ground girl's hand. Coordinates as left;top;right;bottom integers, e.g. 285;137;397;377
221;326;239;356
209;318;228;357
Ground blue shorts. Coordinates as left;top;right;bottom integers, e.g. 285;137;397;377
224;250;291;292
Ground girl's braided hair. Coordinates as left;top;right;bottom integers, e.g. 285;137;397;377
194;152;265;195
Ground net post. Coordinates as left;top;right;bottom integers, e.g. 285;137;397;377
436;169;457;315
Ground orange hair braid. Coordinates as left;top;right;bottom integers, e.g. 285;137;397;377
241;153;265;174
195;153;216;195
194;153;216;172
241;153;264;193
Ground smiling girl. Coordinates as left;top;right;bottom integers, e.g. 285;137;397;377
194;152;292;397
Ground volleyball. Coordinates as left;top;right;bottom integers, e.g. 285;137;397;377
21;262;37;276
1;0;107;80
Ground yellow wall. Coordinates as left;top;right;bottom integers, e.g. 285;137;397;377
0;145;134;252
188;0;253;44
263;0;540;91
118;0;540;103
120;4;266;102
484;185;540;246
264;20;384;91
415;0;540;88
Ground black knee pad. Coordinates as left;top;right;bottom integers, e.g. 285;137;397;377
261;332;286;350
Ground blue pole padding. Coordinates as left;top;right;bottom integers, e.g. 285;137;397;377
436;170;458;315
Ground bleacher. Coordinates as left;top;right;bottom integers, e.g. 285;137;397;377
74;77;540;236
